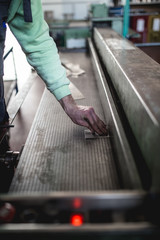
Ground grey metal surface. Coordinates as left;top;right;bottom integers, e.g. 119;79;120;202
88;38;142;190
94;28;160;191
10;53;119;192
0;190;146;208
1;223;157;236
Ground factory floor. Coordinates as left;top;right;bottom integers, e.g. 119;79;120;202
139;45;160;64
9;75;45;152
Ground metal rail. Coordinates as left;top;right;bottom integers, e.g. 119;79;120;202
88;38;142;190
94;27;160;191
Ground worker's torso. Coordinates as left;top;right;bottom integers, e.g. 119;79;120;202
0;0;11;76
0;0;32;76
0;0;11;20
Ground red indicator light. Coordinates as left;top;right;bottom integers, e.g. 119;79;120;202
73;198;82;209
71;214;83;226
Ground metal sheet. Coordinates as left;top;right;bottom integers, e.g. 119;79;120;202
9;53;119;192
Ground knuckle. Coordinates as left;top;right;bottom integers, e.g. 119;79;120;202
89;106;94;112
86;107;94;115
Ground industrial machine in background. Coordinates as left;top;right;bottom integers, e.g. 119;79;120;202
45;1;160;49
49;21;91;49
46;1;127;49
89;2;123;35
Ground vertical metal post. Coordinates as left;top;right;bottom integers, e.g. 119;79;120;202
11;48;18;93
123;0;130;37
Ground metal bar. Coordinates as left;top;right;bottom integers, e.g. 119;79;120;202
11;49;18;93
0;124;14;128
135;42;160;47
93;28;160;191
0;222;157;233
0;190;146;209
88;38;142;190
3;47;13;61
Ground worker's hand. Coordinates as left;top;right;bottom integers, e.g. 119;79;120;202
59;95;108;135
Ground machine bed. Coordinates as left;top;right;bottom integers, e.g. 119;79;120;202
9;52;119;192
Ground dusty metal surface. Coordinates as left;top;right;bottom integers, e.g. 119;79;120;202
88;38;142;190
9;53;120;192
94;28;160;191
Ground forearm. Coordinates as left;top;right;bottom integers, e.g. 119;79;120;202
59;94;81;125
59;94;76;112
8;0;71;100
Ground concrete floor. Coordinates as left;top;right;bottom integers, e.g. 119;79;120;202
140;45;160;64
3;28;45;152
9;74;45;151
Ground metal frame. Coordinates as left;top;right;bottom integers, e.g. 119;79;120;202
88;38;142;190
93;28;160;191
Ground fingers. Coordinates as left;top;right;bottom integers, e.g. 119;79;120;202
83;107;108;135
79;119;95;134
62;100;108;136
91;110;108;135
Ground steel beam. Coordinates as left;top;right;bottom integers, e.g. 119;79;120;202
94;28;160;191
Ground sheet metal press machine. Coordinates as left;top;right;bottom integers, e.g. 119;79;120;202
0;28;160;239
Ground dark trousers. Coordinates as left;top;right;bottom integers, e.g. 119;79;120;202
0;1;11;123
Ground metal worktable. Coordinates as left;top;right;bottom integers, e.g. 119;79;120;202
9;52;119;192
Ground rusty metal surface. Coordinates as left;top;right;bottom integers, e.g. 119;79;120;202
9;53;120;192
94;28;160;191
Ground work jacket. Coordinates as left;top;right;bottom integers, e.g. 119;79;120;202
7;0;70;100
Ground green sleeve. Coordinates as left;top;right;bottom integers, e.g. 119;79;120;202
8;0;71;100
